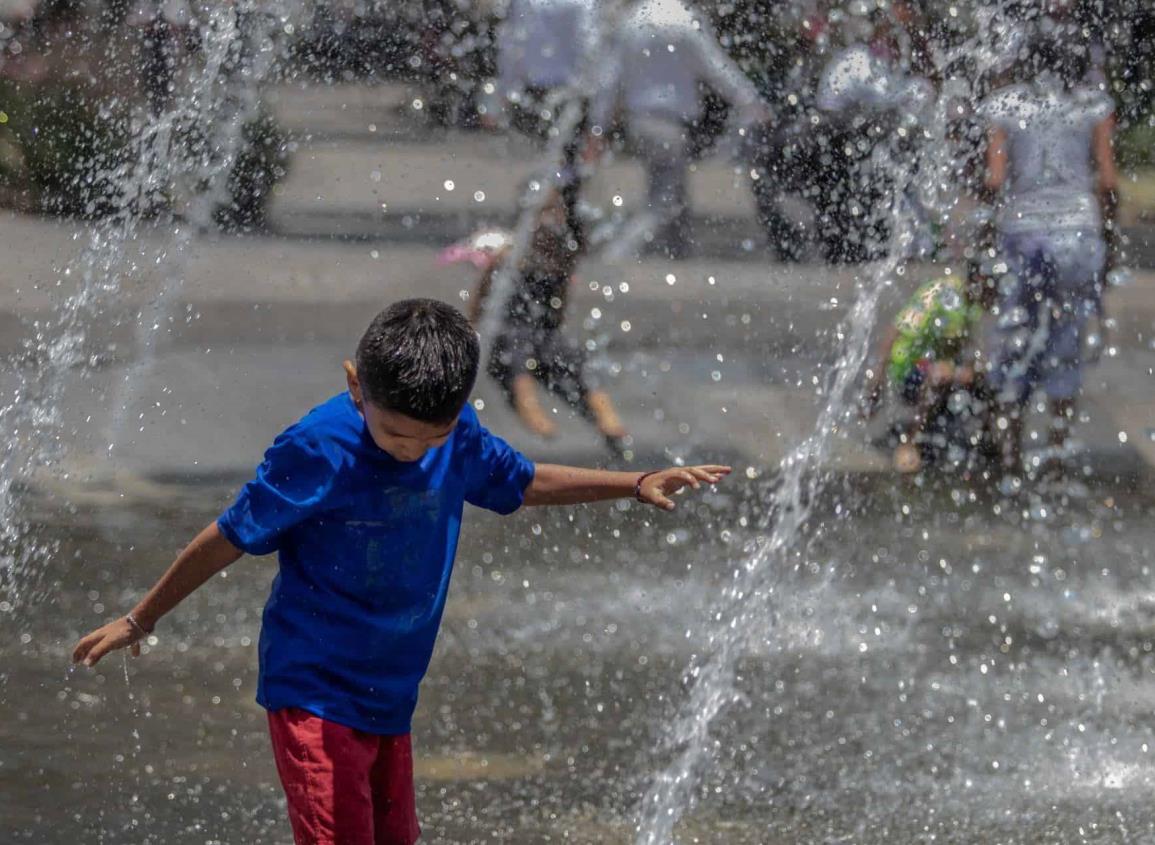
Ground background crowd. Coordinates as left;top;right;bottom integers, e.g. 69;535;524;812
0;1;1151;245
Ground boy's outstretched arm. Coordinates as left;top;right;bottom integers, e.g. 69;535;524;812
72;522;243;667
523;464;730;511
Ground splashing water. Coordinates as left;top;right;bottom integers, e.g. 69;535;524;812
474;91;591;352
475;1;623;356
634;14;1010;843
0;0;300;610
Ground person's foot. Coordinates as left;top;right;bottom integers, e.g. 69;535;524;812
893;443;922;474
587;390;627;439
1027;446;1067;485
511;376;557;438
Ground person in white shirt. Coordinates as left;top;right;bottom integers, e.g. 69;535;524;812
493;0;601;250
496;0;599;137
980;26;1119;479
589;0;766;258
812;2;933;262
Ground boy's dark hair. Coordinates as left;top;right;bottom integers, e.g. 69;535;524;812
355;299;480;423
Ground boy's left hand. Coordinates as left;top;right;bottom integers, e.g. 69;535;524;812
638;465;731;511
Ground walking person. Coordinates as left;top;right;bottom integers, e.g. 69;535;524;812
980;27;1119;482
492;0;602;250
465;183;629;454
814;1;934;262
588;0;766;259
494;0;599;138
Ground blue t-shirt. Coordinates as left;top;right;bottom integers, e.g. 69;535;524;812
217;393;535;735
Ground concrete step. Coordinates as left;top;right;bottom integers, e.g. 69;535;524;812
265;82;1155;269
270;137;759;221
22;336;1151;507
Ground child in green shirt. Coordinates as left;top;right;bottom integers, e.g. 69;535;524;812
865;263;996;474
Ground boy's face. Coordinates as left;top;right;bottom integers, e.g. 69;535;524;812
344;362;458;462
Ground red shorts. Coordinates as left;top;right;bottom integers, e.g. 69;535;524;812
267;707;421;845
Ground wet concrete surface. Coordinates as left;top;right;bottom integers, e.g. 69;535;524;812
4;79;1155;844
0;221;1152;483
4;476;1155;843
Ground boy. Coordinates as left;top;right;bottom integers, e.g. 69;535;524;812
469;184;627;453
864;263;995;474
72;299;728;845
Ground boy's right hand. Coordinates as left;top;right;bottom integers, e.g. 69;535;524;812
637;465;731;511
72;617;144;667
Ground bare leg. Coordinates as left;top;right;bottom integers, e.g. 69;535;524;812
587;390;627;439
511;374;557;438
997;406;1024;477
893;442;922;474
1049;398;1075;450
892;378;947;475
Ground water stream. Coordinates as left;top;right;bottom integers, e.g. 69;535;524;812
634;13;1009;842
0;0;300;610
0;2;1150;842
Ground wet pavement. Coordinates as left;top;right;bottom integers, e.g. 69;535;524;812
5;477;1155;843
3;79;1155;844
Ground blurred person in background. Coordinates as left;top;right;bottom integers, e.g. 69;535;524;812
417;0;500;128
0;0;39;78
0;0;85;79
980;22;1119;483
493;0;598;138
739;1;831;262
491;0;600;250
127;0;196;114
588;0;767;260
863;261;997;476
467;179;628;455
814;0;934;262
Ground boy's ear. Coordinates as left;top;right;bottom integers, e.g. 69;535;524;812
343;361;362;407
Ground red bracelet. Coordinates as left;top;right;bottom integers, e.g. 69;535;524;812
634;470;661;502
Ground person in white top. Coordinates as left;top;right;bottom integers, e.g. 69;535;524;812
589;0;766;258
497;0;599;133
816;42;932;116
492;0;601;251
980;26;1119;479
812;2;933;262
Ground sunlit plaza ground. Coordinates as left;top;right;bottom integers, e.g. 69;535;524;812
3;54;1155;845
